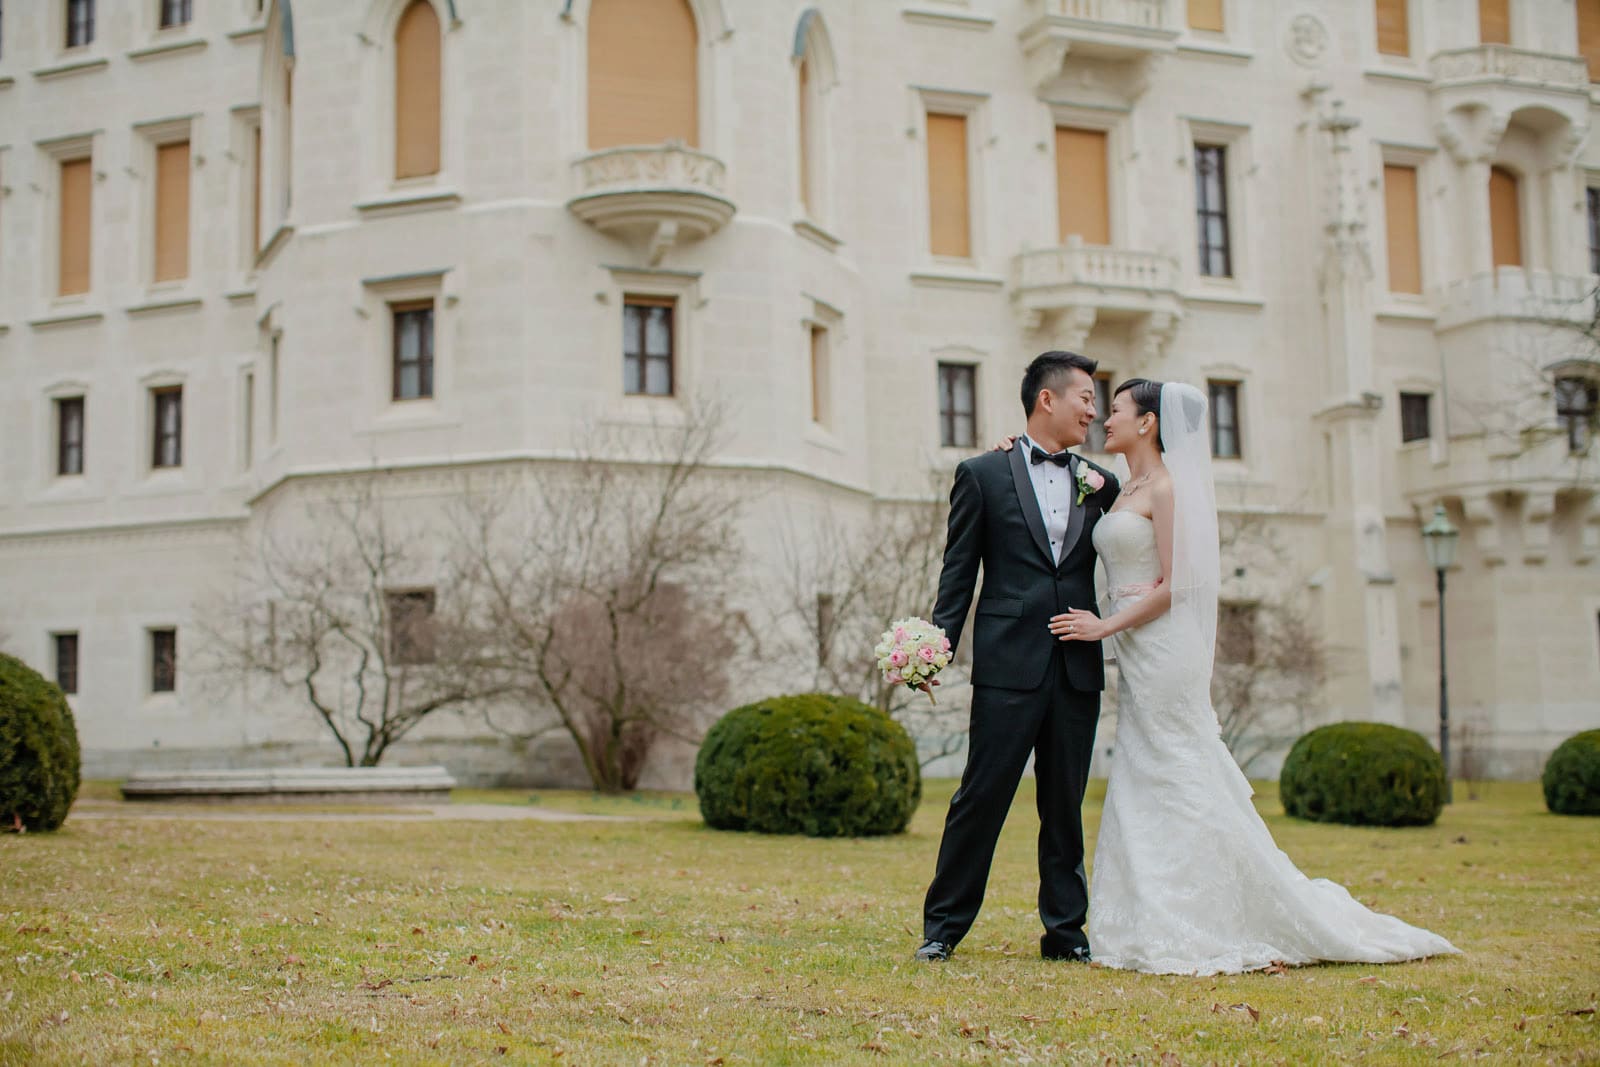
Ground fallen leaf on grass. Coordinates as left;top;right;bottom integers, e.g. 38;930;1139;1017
1565;1006;1596;1017
860;1040;889;1055
601;894;633;904
1263;961;1290;976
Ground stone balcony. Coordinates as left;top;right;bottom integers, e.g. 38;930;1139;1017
1011;238;1182;357
1431;268;1598;333
1429;46;1590;156
1397;433;1598;566
1018;0;1179;93
567;143;736;265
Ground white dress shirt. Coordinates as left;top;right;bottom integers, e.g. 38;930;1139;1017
1016;434;1075;564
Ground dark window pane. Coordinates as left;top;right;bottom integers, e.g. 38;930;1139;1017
1086;374;1113;451
151;629;177;692
938;363;977;448
386;589;437;665
54;633;79;695
67;0;93;46
1208;380;1241;458
1589;188;1600;276
152;388;182;468
1195;144;1232;278
1556;376;1598;453
57;396;85;475
160;0;191;28
623;299;674;396
1400;392;1431;443
392;303;434;400
1216;604;1257;664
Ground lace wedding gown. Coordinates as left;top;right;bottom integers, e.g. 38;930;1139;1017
1085;510;1459;975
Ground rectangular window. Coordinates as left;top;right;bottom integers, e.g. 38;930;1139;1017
1216;603;1257;664
385;589;436;665
1479;0;1510;45
66;0;93;47
1208;380;1241;458
1376;0;1410;57
938;362;977;449
54;632;79;696
391;301;434;401
926;112;971;258
816;592;835;668
1194;144;1231;278
1383;164;1422;294
1400;391;1431;443
150;628;177;693
241;371;255;468
251;123;263;257
159;0;191;29
1556;376;1598;453
1085;372;1113;452
1188;0;1224;33
1588;187;1600;275
56;396;85;475
623;296;674;396
809;324;830;426
152;386;182;468
58;156;92;296
1055;127;1110;246
269;333;280;441
154;140;190;282
1582;0;1600;83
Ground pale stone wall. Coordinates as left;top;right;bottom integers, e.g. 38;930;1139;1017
1;0;1596;786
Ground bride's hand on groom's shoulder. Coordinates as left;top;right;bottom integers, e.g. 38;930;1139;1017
991;435;1017;452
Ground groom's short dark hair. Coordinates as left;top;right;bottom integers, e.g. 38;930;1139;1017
1021;351;1098;416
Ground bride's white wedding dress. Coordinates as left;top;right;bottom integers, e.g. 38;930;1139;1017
1085;509;1459;975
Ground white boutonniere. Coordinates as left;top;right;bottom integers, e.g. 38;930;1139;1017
1075;464;1106;506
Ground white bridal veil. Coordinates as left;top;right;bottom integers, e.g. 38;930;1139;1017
1159;382;1221;669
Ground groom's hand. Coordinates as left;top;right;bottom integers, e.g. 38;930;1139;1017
1050;608;1110;643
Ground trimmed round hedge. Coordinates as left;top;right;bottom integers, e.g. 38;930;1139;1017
695;693;921;837
1543;729;1600;816
1280;721;1444;827
1;652;81;833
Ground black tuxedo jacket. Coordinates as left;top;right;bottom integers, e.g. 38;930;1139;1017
931;446;1120;692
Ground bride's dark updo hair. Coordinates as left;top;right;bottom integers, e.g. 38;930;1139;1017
1113;378;1164;451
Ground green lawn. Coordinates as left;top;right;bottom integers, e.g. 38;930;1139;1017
2;780;1596;1065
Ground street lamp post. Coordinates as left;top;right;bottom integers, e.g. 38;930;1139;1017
1421;504;1461;804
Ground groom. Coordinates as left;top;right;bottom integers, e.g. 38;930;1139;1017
916;351;1120;963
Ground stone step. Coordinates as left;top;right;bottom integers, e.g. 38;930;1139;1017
119;765;457;804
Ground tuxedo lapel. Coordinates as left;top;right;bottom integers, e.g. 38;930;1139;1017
1008;445;1054;566
1057;454;1087;567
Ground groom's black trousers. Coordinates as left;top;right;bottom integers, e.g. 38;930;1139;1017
923;653;1100;956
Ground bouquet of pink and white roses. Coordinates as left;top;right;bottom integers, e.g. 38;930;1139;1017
875;617;951;704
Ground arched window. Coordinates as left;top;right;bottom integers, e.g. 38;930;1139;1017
587;0;698;150
1488;165;1522;268
394;0;442;179
798;53;816;215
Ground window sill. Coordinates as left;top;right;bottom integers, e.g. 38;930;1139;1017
224;283;257;303
1363;65;1430;85
29;307;106;330
128;36;207;61
128;294;204;317
226;24;267;42
1177;40;1253;62
1180;286;1264;309
0;75;15;91
794;218;844;253
356;187;463;218
32;55;110;81
803;423;847;455
1376;301;1437;323
910;269;1005;291
900;6;996;31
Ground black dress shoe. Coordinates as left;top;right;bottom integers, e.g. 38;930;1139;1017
914;939;953;962
1042;946;1092;963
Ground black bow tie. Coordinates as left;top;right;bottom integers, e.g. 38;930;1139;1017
1029;445;1073;468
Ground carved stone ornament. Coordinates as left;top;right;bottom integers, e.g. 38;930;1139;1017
1285;12;1331;70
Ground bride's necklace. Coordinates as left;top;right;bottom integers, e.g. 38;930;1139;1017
1122;470;1156;497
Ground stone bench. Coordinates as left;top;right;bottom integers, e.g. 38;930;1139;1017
119;766;457;805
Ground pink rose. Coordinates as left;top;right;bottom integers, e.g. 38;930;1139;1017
886;671;904;685
1084;468;1105;491
893;627;908;642
919;647;936;663
940;636;951;652
889;649;909;668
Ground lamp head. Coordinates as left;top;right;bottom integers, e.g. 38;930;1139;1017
1420;503;1460;572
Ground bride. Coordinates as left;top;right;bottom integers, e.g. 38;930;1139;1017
1043;379;1458;975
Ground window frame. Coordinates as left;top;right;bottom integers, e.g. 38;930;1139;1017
149;627;177;694
622;295;676;398
1399;390;1432;444
56;395;85;476
1555;375;1598;454
53;632;80;695
1194;142;1232;279
1587;186;1600;276
65;0;94;49
159;0;192;30
1208;379;1242;459
1085;372;1114;453
385;588;437;666
391;299;436;402
914;88;989;271
937;361;978;450
151;386;183;469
